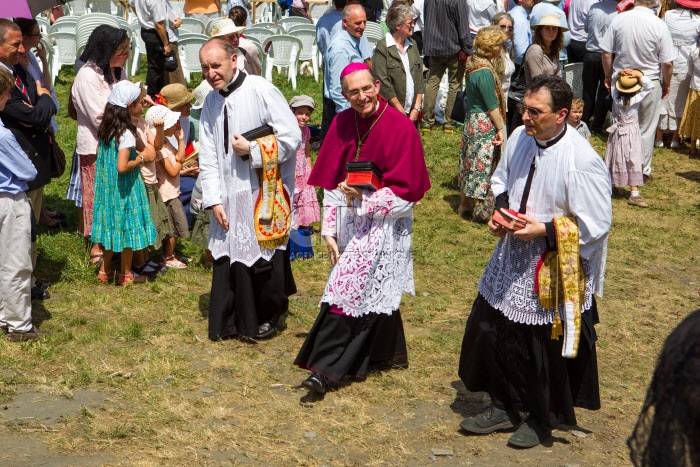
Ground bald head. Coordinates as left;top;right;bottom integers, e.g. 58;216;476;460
342;4;366;39
199;39;238;90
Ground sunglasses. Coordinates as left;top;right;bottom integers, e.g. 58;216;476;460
499;25;514;31
516;103;554;119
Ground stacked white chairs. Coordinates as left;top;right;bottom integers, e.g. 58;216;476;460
247;38;266;74
180;17;205;34
179;35;209;83
76;14;122;53
36;17;50;37
178;32;209;41
287;24;315;34
278;16;312;32
67;0;89;15
290;28;318;82
253;21;275;29
364;21;384;40
254;3;273;23
169;1;185;17
262;35;302;89
205;17;230;36
48;16;79;35
563;63;583;98
90;0;125;17
245;27;275;44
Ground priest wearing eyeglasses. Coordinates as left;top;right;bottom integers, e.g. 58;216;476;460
294;62;430;395
457;74;611;449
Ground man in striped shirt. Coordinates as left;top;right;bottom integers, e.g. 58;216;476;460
421;0;472;133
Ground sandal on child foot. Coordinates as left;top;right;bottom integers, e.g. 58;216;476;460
117;272;148;286
162;255;187;269
97;270;115;283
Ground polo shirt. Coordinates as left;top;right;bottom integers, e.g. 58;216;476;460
599;6;675;80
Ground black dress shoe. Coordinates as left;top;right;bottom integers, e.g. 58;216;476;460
301;373;327;394
253;322;276;340
31;286;50;300
50;211;66;220
35;279;51;290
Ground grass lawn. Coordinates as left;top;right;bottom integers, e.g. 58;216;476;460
0;61;698;466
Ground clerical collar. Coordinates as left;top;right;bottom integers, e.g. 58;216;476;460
534;124;566;149
219;70;246;97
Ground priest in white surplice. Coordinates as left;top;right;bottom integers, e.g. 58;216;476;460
198;38;301;341
458;75;612;449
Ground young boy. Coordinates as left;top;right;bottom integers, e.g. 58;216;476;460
568;97;591;141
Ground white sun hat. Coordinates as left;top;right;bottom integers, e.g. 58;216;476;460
145;105;181;131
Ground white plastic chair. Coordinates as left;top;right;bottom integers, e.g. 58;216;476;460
48;31;77;83
130;22;146;76
287;24;315;34
245;27;274;44
76;14;122;52
34;37;54;82
180;17;205;34
90;0;124;16
563;62;583;98
289;28;318;82
48;16;79;35
36;17;50;37
179;35;209;83
253;21;275;29
67;0;89;15
310;3;329;24
205;17;230;36
262;35;302;89
279;16;312;32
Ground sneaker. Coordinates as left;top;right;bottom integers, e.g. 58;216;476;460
507;415;551;448
654;141;664;148
670;141;679;149
628;195;649;208
443;124;456;133
459;405;521;434
420;123;433;133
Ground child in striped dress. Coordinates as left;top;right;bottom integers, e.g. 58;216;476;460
92;81;157;286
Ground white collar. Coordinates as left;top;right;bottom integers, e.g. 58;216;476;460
385;32;412;50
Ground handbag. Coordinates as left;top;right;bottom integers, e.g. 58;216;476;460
508;45;533;104
450;89;466;124
49;131;66;178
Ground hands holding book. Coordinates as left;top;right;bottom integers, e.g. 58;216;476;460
489;209;546;241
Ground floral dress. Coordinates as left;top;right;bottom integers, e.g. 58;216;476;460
292;126;320;228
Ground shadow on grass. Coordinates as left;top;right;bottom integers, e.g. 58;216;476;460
443;194;461;214
676;171;700;183
31;300;53;328
441;175;460;191
199;293;210;318
448;380;490;419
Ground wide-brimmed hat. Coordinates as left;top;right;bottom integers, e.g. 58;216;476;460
531;14;569;31
192;80;214;110
677;0;700;8
158;83;194;110
145;105;181;131
616;72;643;93
211;20;246;38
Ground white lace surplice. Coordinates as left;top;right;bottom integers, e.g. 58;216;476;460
480;125;612;325
320;187;415;318
198;74;301;266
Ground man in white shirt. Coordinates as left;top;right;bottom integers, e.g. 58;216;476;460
134;0;172;98
600;0;675;180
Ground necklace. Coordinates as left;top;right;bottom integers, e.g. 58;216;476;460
354;101;388;161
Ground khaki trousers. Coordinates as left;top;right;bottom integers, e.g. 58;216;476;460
422;54;465;128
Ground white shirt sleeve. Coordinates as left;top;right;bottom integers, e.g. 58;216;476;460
118;130;136;150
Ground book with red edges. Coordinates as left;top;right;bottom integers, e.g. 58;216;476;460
182;141;199;168
492;208;527;231
346;161;382;191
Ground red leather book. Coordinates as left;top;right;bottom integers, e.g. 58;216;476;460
346;161;382;191
492;208;527;231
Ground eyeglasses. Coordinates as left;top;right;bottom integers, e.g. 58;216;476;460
516;103;554;119
403;19;415;26
346;84;376;99
499;25;514;31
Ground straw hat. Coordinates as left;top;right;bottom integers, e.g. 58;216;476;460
159;83;194;110
192;80;214;110
531;14;569;31
211;19;246;38
615;72;643;93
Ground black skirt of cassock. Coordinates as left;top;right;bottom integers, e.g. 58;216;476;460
293;303;409;383
208;249;297;340
458;294;601;430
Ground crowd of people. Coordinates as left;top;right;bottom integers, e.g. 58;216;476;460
0;0;698;458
